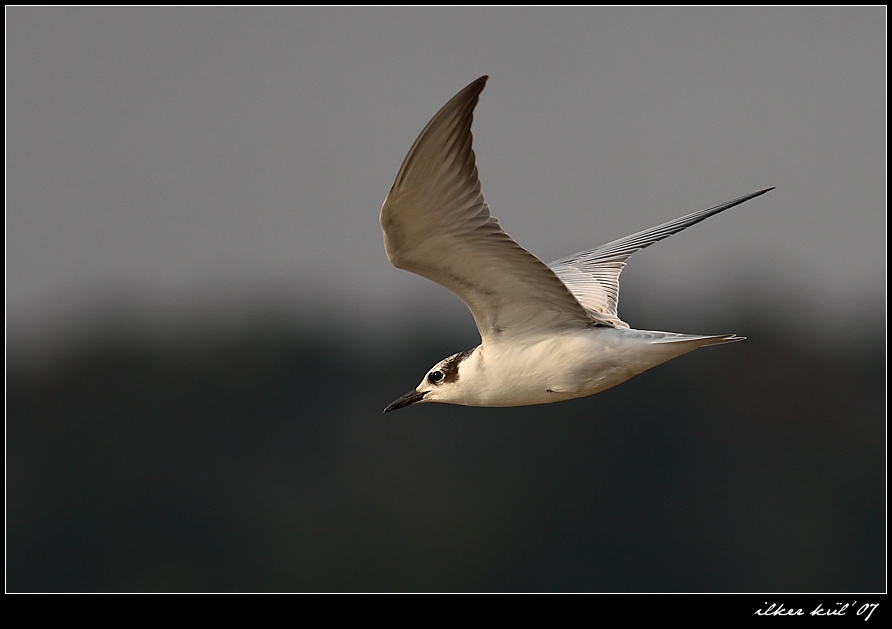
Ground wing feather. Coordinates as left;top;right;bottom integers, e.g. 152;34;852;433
381;76;592;341
549;188;774;327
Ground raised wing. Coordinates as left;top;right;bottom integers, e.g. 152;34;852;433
549;188;774;328
381;76;592;342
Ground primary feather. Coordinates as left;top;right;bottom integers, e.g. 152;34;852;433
549;188;774;327
381;76;592;342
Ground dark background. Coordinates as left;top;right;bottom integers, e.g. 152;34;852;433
8;310;884;592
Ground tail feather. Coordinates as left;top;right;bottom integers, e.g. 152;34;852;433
625;331;745;374
654;333;745;346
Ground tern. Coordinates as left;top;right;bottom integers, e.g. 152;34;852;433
381;76;771;412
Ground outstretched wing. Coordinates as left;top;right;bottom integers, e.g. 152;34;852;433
549;188;774;328
381;76;592;342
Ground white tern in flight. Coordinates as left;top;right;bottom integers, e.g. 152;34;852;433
381;76;771;412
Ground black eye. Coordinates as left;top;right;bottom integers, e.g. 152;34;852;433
428;370;444;384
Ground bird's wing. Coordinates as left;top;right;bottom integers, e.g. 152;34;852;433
381;76;592;342
549;188;774;328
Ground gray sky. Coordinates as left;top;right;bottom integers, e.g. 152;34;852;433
7;7;885;357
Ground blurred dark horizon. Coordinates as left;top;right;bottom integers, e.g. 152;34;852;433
7;300;885;592
8;264;885;378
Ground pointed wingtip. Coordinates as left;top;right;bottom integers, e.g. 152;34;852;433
719;186;775;210
465;75;489;96
739;187;775;202
462;76;489;96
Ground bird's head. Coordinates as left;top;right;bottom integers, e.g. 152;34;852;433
383;348;477;412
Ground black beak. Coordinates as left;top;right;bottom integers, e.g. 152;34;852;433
383;390;428;413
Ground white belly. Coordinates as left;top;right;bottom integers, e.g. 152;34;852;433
469;328;709;407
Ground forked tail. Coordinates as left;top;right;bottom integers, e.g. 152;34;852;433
658;333;745;346
630;331;744;372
